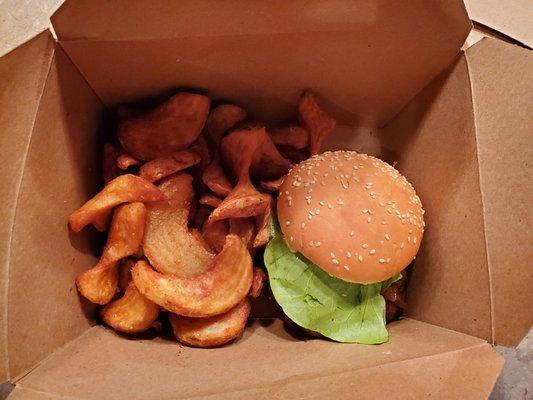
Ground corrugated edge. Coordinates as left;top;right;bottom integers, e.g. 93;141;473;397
463;37;495;345
1;33;56;383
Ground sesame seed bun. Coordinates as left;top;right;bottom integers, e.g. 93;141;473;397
277;151;424;284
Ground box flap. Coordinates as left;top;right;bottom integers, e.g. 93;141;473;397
15;319;502;399
51;0;470;127
465;38;533;346
464;0;533;47
1;37;105;380
0;30;55;383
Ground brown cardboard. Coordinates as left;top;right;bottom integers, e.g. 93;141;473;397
465;38;533;345
50;0;471;127
1;1;528;398
0;31;55;383
464;0;533;47
1;34;105;380
13;319;502;400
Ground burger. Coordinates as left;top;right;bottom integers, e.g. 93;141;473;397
264;150;424;344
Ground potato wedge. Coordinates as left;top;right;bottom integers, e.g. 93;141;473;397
143;174;214;277
118;259;134;293
101;282;159;333
132;234;253;317
249;267;267;299
201;220;228;253
169;298;251;348
210;127;269;221
138;149;200;182
118;92;210;161
116;152;141;170
68;174;165;232
250;133;292;181
253;195;273;248
100;202;146;265
298;91;336;156
202;152;232;197
199;194;222;208
229;218;255;252
269;126;309;149
205;104;247;146
76;261;119;305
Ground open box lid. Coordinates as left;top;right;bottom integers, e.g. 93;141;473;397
0;1;530;397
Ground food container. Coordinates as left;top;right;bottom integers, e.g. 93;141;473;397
1;1;531;398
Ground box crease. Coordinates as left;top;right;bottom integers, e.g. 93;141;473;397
463;38;496;344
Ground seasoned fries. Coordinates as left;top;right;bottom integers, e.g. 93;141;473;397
101;282;159;333
132;235;252;317
249;267;267;299
68;174;164;232
76;261;119;305
138;149;200;182
118;92;210;160
205;104;247;146
143;174;214;277
68;89;336;347
169;298;251;347
269;126;309;149
298;91;336;156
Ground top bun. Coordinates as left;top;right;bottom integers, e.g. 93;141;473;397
277;151;424;284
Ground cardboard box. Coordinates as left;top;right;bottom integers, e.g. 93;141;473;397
1;1;531;398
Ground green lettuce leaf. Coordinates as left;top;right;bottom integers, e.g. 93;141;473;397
264;219;400;344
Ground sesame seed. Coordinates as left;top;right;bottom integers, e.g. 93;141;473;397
315;241;321;247
332;259;340;265
409;229;413;234
350;231;355;237
400;242;405;249
362;244;369;249
285;221;291;226
413;237;417;244
379;258;386;264
367;217;372;223
319;201;325;206
343;265;350;271
358;255;363;262
337;198;344;205
385;234;390;241
308;215;312;220
408;236;411;243
306;199;311;205
330;252;336;258
290;236;294;242
309;241;314;247
346;252;352;258
370;249;376;255
327;204;333;209
301;222;305;228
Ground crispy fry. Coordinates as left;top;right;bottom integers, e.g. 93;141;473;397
229;218;255;252
76;261;119;305
249;267;267;299
100;202;146;265
202;152;232;197
68;174;164;232
132;234;253;317
250;133;292;181
190;228;212;252
101;282;159;333
260;176;285;192
210;127;269;222
201;220;229;253
143;174;214;277
138;149;200;182
118;259;134;293
103;144;122;184
298;91;336;156
253;195;273;248
199;194;222;208
205;104;247;146
116;152;141;170
269;126;309;149
169;298;251;347
118;93;210;161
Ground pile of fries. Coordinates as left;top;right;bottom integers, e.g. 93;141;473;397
69;91;335;347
